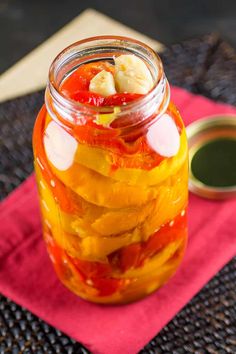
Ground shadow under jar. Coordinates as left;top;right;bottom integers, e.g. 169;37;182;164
33;36;188;304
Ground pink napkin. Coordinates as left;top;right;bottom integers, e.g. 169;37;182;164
0;86;236;354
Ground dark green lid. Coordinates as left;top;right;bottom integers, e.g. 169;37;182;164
187;115;236;199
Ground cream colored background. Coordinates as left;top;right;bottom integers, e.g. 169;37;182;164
0;9;163;103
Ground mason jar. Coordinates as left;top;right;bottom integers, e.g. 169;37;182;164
33;36;188;304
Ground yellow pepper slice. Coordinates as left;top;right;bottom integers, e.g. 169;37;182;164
49;161;160;208
38;159;187;243
116;238;183;278
91;200;156;236
79;228;141;261
74;130;188;186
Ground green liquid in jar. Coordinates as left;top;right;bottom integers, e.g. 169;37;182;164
191;138;236;187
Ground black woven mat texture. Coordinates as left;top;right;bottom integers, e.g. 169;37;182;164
0;34;236;353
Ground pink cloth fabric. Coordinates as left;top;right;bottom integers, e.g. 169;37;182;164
0;86;236;354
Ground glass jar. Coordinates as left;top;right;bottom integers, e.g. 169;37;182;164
33;36;188;304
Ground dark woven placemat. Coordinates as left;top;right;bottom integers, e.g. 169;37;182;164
0;33;236;353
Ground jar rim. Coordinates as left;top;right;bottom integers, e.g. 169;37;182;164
47;35;169;128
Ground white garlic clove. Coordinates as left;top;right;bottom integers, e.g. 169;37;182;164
89;70;116;97
114;54;154;94
44;121;78;171
147;114;180;157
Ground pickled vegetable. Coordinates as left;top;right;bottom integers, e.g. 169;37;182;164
33;56;188;304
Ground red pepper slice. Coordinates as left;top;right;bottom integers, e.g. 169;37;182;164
70;92;142;107
61;61;115;98
142;212;187;261
71;91;105;106
68;257;123;296
69;258;112;280
103;93;143;106
110;211;187;273
92;277;123;297
118;243;142;272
